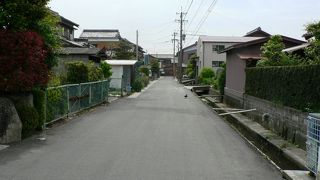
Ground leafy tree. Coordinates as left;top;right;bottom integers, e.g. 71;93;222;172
305;21;320;64
0;31;49;92
0;0;61;68
258;35;287;66
114;40;135;59
100;62;113;79
186;54;197;78
150;59;160;74
0;0;49;31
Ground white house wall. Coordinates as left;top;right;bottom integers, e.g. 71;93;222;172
110;65;123;89
197;41;237;73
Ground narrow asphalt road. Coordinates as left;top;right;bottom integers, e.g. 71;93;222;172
0;77;282;180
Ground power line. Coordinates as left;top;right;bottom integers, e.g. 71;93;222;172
187;0;218;44
186;0;206;32
184;0;194;19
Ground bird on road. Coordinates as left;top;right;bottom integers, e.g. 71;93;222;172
184;94;188;98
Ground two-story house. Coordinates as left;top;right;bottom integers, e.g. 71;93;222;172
197;35;262;73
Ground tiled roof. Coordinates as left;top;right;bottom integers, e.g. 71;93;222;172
80;29;121;39
61;47;100;55
199;36;263;43
104;60;138;66
150;54;173;59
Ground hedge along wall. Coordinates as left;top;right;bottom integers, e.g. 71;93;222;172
245;65;320;112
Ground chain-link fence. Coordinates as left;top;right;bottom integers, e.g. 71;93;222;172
45;80;109;125
307;113;320;174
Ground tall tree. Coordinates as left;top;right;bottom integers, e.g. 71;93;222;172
0;0;61;68
114;40;135;59
305;21;320;64
186;54;197;78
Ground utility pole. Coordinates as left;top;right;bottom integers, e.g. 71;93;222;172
136;30;139;60
172;32;178;77
176;11;187;83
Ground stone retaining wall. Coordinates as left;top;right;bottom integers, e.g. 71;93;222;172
243;94;308;149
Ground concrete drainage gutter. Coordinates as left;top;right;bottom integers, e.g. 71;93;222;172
194;92;313;179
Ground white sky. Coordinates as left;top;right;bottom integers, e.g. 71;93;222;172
49;0;320;54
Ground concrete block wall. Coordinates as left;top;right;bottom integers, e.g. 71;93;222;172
243;95;308;149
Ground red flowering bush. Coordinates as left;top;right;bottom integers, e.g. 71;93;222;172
0;30;49;92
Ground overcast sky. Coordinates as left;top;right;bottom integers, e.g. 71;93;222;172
49;0;320;54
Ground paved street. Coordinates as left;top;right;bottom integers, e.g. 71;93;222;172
0;77;282;180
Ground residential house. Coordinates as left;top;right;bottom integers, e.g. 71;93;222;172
182;42;197;66
220;29;305;107
79;29;144;60
174;42;198;76
79;29;121;58
197;35;263;74
51;12;106;74
150;54;174;76
123;38;145;60
105;60;138;91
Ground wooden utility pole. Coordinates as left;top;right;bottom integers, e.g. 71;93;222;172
176;11;186;83
172;32;178;77
136;30;139;60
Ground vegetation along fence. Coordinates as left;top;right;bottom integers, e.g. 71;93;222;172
45;80;110;125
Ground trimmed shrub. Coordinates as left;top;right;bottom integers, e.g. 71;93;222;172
0;31;49;93
217;64;226;94
16;105;39;138
141;75;149;87
100;62;112;79
132;78;143;92
66;61;89;84
139;66;149;76
87;62;104;82
245;65;320;112
199;67;215;85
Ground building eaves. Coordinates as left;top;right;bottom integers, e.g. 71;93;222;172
199;36;263;43
60;16;79;29
219;37;268;53
220;36;306;53
282;43;310;53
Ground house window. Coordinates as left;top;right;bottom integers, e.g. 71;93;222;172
212;45;225;52
212;61;224;67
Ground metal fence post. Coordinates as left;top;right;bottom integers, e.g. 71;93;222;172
89;83;92;105
43;89;47;130
67;86;70;116
100;81;103;102
79;84;81;111
317;147;320;180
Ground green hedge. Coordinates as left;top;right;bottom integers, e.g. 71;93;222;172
245;65;320;112
66;62;89;84
66;61;105;84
